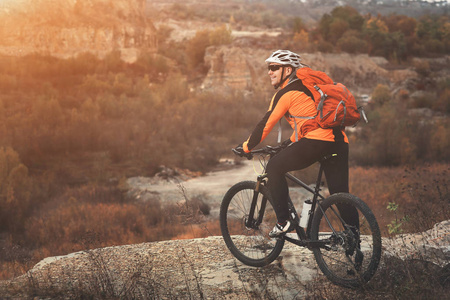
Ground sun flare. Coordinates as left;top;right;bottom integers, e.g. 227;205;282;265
0;0;28;6
0;0;17;8
0;0;29;16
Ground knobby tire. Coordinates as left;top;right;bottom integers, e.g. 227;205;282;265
220;181;284;267
310;193;382;288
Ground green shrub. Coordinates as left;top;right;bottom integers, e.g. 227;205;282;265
371;84;391;106
410;92;436;109
433;88;450;113
0;147;32;233
186;29;210;69
209;24;232;46
337;31;368;53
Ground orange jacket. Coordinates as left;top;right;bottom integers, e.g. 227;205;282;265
243;78;348;153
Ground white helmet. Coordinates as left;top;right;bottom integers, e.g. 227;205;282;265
265;50;302;69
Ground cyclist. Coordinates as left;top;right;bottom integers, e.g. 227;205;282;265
234;50;358;238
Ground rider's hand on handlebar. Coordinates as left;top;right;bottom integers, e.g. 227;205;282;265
233;145;245;155
281;139;292;148
232;146;253;160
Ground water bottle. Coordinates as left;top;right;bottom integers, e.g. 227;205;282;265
299;199;312;228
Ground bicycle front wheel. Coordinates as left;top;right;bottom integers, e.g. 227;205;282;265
310;193;382;288
220;181;284;267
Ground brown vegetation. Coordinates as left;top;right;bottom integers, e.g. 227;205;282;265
350;81;450;166
350;163;449;235
157;2;449;61
1;161;447;281
0;183;216;280
0;40;448;284
306;256;449;299
0;4;448;294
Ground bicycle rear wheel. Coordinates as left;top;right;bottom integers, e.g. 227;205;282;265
310;193;382;288
220;181;284;267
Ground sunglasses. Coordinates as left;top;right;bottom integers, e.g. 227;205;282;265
268;65;283;72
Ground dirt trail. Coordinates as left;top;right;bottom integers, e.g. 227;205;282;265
126;160;312;217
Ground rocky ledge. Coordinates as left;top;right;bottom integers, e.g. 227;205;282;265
0;220;448;299
0;236;318;299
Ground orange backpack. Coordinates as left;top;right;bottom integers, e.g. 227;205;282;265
293;67;366;137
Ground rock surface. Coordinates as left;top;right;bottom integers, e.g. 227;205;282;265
0;236;320;299
1;220;448;299
0;0;157;62
201;46;421;96
383;220;450;267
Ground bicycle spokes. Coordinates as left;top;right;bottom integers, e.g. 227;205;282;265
311;194;381;288
220;181;284;266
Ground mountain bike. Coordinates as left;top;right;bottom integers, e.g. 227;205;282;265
220;145;381;288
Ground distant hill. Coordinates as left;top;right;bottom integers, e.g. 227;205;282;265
148;0;449;25
1;0;447;60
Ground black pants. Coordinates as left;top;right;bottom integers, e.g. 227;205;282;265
266;138;358;227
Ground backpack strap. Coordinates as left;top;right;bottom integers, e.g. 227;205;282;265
289;114;315;142
335;101;347;125
314;85;327;118
277;120;282;143
285;80;319;142
276;79;315;143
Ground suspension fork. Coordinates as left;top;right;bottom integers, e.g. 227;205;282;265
245;174;268;228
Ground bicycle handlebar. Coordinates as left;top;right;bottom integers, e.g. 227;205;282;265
232;144;285;159
231;148;253;160
250;145;284;155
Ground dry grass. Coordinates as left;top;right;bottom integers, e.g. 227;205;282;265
0;185;214;280
1;163;448;295
350;163;449;235
305;255;449;300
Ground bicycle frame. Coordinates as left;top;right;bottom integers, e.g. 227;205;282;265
250;153;336;250
225;146;382;287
